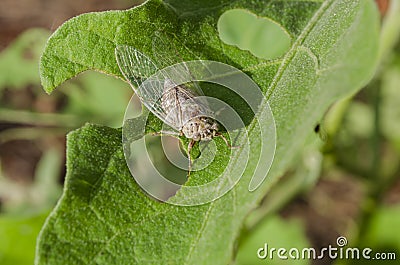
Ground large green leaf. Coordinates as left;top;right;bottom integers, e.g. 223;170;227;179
0;213;48;265
37;0;379;264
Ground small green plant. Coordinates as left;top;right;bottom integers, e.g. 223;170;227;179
35;0;383;264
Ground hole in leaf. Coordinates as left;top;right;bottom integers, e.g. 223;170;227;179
217;9;291;59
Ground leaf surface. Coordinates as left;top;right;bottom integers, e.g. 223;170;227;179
37;0;380;264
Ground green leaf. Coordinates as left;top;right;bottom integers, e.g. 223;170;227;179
334;206;400;265
345;101;374;138
37;0;379;264
236;216;310;265
217;9;292;59
0;28;50;90
363;205;400;251
0;213;48;265
381;60;400;152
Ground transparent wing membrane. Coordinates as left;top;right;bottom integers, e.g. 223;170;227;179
116;45;169;125
115;39;213;130
115;45;159;88
152;32;206;97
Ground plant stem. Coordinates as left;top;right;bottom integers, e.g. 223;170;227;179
0;127;70;144
356;80;382;244
0;108;83;127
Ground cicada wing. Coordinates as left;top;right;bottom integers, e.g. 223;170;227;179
115;45;181;130
115;45;158;89
152;32;206;97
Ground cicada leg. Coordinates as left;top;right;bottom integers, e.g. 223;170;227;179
217;133;240;149
187;139;196;177
151;130;180;137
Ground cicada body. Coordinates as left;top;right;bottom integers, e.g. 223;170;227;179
115;45;231;173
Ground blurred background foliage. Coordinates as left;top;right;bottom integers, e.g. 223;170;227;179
0;27;133;265
0;1;135;263
0;0;399;265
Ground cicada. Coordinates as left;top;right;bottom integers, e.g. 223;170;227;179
115;45;232;173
